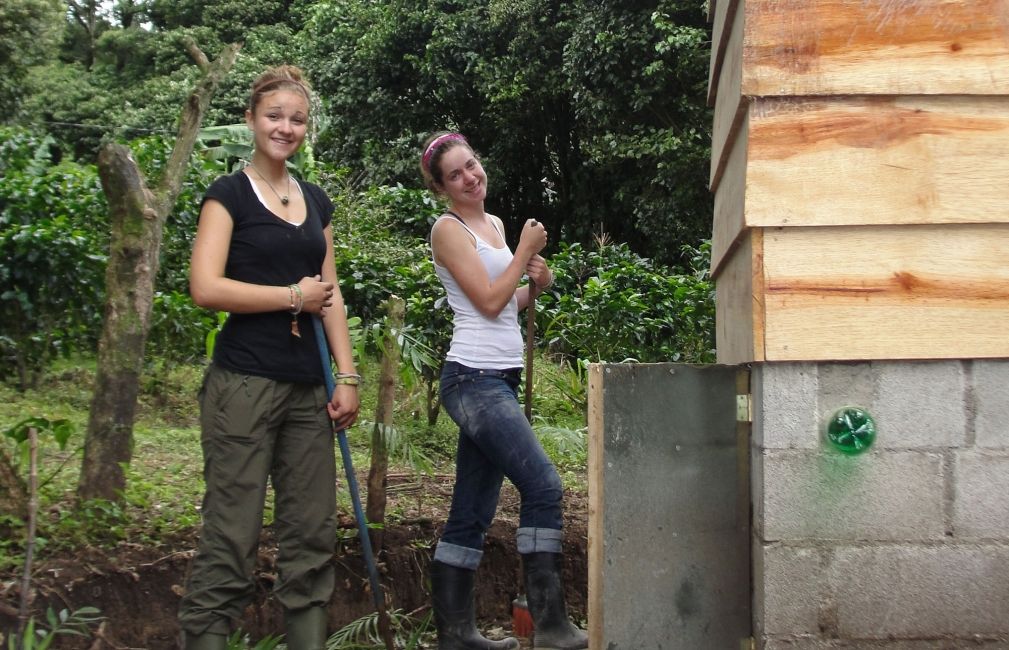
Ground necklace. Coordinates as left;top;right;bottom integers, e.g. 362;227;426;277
247;162;290;205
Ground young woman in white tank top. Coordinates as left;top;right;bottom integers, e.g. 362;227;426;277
419;131;588;650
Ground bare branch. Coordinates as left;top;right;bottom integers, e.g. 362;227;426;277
157;42;242;213
183;36;210;73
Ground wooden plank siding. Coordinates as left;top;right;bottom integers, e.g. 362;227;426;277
708;0;1009;362
762;224;1009;360
709;0;747;191
746;96;1009;229
742;0;1009;97
711;110;748;274
715;229;765;364
707;0;740;107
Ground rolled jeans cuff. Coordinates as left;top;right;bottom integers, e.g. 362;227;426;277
434;541;483;571
517;527;563;554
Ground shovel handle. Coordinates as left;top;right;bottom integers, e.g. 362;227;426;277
524;280;537;423
313;317;397;650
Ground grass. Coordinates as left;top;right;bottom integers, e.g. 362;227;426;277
0;351;588;571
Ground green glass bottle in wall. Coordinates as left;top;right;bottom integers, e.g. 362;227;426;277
825;407;876;455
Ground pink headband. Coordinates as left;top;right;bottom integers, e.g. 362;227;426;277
422;133;467;171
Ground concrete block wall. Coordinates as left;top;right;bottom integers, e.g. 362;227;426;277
752;360;1009;648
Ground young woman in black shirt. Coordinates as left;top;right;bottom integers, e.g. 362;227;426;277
178;65;359;650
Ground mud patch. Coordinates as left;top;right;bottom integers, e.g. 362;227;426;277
1;484;587;649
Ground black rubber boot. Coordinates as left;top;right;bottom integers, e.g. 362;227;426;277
430;560;520;650
522;552;588;650
182;632;227;650
284;605;328;650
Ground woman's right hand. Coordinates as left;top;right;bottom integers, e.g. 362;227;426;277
297;275;335;315
518;218;548;257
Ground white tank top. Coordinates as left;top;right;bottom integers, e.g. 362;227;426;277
433;215;523;369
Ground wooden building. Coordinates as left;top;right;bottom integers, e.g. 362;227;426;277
708;0;1009;364
588;4;1009;649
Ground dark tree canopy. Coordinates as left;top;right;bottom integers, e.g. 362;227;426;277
299;0;713;264
10;0;713;265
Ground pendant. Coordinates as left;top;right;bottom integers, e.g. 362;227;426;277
281;196;289;205
291;317;301;338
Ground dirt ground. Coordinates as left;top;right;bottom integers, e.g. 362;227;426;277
0;476;588;649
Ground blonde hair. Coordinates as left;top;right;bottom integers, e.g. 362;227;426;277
248;65;312;115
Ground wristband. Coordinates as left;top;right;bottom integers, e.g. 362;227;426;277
289;284;304;315
335;373;361;386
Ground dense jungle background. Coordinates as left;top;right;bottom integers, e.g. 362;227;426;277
0;0;715;646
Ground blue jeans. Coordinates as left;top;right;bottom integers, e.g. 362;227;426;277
434;361;564;570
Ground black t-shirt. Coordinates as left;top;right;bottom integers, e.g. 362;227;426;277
203;170;334;383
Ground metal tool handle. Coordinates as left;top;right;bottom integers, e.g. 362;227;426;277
525;280;537;423
312;318;390;622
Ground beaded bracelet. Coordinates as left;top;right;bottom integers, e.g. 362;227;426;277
289;284;304;315
288;284;304;338
335;372;362;387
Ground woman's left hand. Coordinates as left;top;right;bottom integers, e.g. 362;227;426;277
327;385;360;430
526;254;553;289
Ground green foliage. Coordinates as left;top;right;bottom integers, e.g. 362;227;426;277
148;291;218;363
533;422;587;471
19;62;114;159
227;631;283;650
0;0;64;116
46;498;131;548
4;606;103;650
367;422;436;476
563;2;712;258
317;608;433;650
299;0;712;266
13;0;714;267
0;132;109;388
3;416;74;458
326;179;451;368
539;356;589;415
538;239;715;363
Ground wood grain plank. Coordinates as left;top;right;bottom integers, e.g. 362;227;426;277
710;0;746;190
708;0;741;106
711;110;749;274
715;231;765;364
745;96;1009;228
761;224;1009;360
742;0;1009;96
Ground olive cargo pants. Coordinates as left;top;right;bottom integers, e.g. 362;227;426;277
178;365;337;635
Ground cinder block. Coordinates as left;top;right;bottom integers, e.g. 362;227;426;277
757;543;824;635
762;450;945;541
818;362;876;426
756;363;819;449
953;450;1009;539
974;360;1009;449
872;361;966;448
830;544;1009;637
752;443;767;539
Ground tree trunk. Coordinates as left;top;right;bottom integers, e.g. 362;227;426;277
366;296;404;553
426;376;441;427
0;447;27;524
77;42;241;502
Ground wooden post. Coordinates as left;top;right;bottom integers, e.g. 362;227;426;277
366;295;405;553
